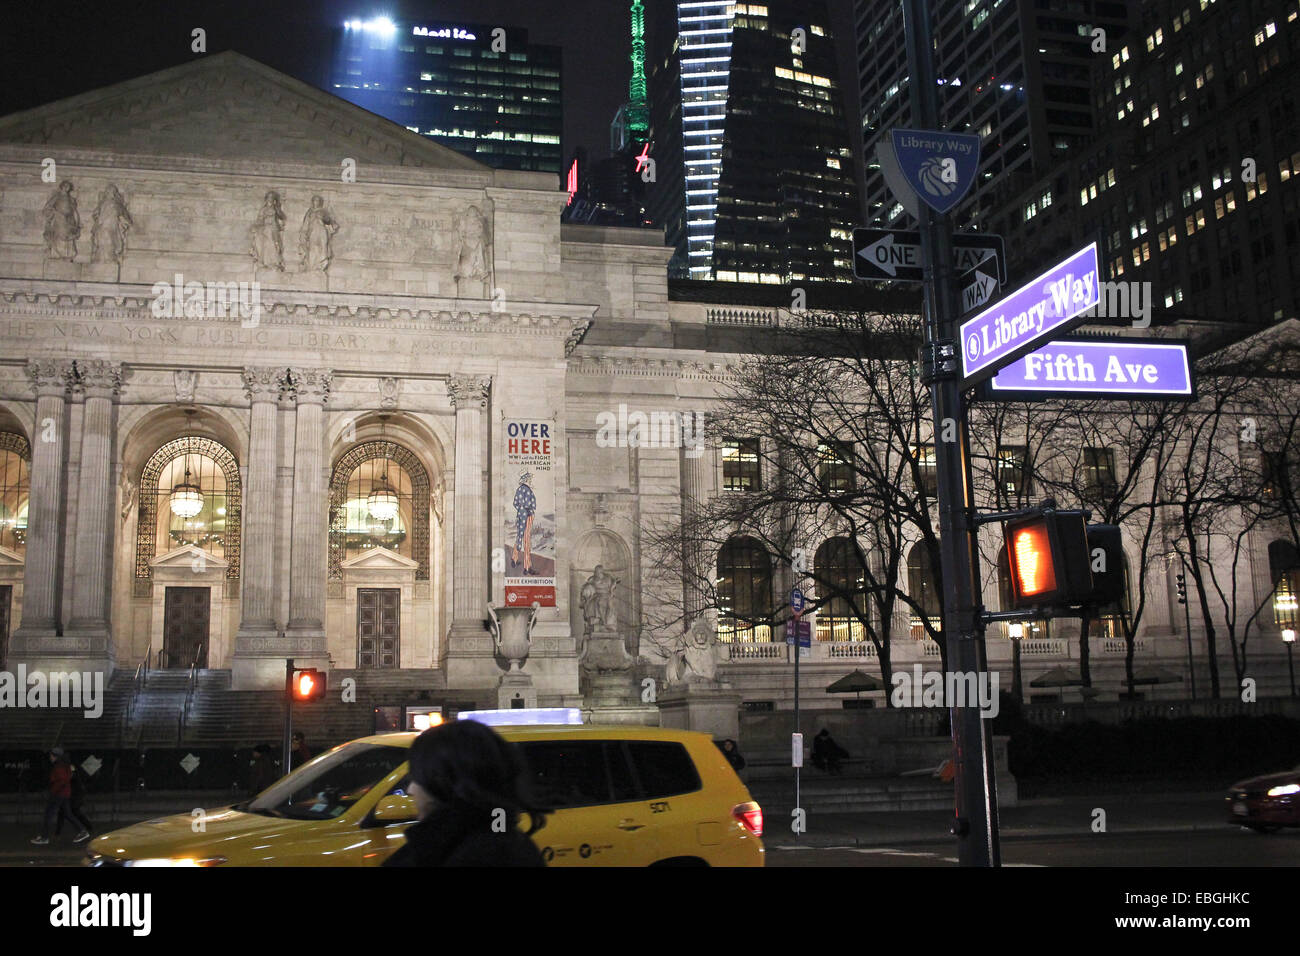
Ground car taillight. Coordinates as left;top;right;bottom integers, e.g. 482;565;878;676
733;801;763;836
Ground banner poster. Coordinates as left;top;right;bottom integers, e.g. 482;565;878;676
503;418;557;607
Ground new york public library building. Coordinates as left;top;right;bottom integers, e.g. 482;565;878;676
0;53;1296;758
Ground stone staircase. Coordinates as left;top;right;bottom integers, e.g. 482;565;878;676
746;771;957;814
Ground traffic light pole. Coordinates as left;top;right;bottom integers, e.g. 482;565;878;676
902;0;1001;867
283;657;294;774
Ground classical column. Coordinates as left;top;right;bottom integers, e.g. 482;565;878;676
680;435;712;624
65;360;122;653
11;360;73;644
447;374;492;631
235;366;287;641
284;368;330;643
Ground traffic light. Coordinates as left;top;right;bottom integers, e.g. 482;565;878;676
1003;510;1093;609
291;668;326;702
1084;524;1126;607
1176;572;1187;605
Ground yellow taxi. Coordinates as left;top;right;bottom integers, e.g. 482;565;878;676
86;724;764;867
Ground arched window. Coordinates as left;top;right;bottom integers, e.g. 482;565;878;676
1268;540;1300;628
815;537;866;642
907;541;942;636
717;536;773;643
996;544;1051;640
329;441;430;580
136;436;241;590
0;433;30;556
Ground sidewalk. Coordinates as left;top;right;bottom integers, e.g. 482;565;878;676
762;790;1227;848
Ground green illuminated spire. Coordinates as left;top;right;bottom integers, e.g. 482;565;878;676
628;0;649;134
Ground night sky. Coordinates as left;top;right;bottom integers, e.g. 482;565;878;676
0;1;863;179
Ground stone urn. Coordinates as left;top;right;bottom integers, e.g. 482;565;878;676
487;603;540;672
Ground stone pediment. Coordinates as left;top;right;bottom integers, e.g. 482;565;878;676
0;545;23;567
150;544;228;571
0;51;489;174
340;547;419;571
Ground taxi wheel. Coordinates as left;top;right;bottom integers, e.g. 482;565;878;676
649;856;708;867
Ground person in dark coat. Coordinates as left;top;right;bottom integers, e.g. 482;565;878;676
54;758;92;837
717;738;746;773
248;744;279;796
31;748;91;845
811;729;849;775
290;732;312;769
384;720;548;867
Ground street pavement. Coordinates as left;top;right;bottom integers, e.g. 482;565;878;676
1;786;1289;867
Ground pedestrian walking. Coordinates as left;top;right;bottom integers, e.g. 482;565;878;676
383;720;549;867
31;748;91;845
54;758;93;837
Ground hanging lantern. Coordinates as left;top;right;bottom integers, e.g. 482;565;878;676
367;482;399;522
170;456;203;518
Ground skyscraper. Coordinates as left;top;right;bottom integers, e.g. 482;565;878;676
649;1;860;282
328;15;562;173
855;0;1136;230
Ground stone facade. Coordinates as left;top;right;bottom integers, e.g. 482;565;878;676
0;52;1293;710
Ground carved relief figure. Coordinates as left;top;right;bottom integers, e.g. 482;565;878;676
249;190;286;270
298;195;340;272
453;203;493;297
90;185;132;263
42;181;80;260
173;369;197;403
378;376;400;409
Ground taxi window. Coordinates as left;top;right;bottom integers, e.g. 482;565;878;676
627;742;701;799
247;744;409;820
520;741;631;809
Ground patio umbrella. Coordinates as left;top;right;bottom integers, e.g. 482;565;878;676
825;669;884;699
1029;666;1085;688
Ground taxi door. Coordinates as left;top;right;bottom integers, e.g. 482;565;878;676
517;739;657;866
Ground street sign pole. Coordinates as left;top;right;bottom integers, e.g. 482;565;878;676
283;657;294;774
902;0;1000;867
790;586;803;839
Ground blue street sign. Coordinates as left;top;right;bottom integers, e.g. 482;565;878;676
890;129;981;215
785;619;812;647
790;587;805;616
984;338;1195;401
959;242;1102;389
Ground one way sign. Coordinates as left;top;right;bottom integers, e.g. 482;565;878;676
852;228;1006;284
960;267;999;314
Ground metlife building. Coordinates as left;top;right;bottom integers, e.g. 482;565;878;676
328;16;562;173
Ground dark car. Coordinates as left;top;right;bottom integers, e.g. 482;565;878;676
1226;764;1300;833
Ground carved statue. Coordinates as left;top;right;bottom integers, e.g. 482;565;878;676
90;184;132;263
298;195;339;272
453;203;492;298
579;565;618;636
42;181;80;260
249;190;286;270
664;617;719;686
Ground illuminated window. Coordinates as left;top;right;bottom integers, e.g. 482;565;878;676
907;542;942;636
997;444;1029;497
817;441;855;493
0;434;30;556
912;443;938;497
814;537;867;642
717;536;773;643
721;438;761;492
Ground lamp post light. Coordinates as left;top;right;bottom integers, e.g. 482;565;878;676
1283;628;1296;699
1008;622;1024;704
